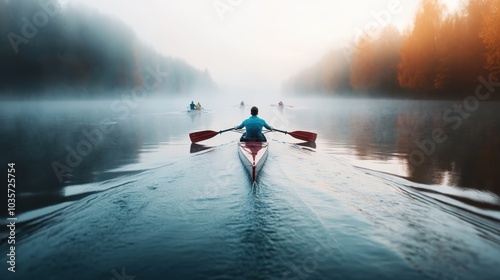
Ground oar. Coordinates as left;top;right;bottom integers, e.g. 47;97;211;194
189;128;234;143
190;143;211;153
297;141;317;149
273;129;317;142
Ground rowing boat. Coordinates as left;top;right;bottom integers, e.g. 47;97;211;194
189;129;316;182
238;141;269;181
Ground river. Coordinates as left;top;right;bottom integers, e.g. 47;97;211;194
0;97;499;279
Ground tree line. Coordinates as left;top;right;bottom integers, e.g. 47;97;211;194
0;0;215;98
283;0;500;99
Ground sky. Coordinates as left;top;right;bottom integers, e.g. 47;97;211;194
66;0;463;93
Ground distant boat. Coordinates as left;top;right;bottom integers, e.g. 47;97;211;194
187;107;204;112
271;102;293;108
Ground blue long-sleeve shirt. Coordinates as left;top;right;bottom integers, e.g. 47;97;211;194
236;116;271;140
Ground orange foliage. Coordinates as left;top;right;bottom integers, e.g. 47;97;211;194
288;0;499;97
433;14;463;90
480;0;500;70
395;0;498;93
350;26;402;91
397;0;443;92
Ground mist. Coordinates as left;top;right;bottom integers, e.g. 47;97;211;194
2;0;470;97
2;1;500;279
0;0;215;98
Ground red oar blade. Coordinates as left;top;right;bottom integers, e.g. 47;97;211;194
189;130;219;143
288;131;317;142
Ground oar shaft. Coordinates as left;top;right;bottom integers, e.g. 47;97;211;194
273;128;287;134
220;128;234;134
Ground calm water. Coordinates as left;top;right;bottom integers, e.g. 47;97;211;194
0;97;499;280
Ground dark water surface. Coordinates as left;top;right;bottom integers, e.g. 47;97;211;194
1;98;499;279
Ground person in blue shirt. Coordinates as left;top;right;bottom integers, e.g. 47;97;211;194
234;106;273;142
189;101;195;110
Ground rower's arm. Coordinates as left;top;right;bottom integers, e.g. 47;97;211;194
235;121;245;130
263;121;272;130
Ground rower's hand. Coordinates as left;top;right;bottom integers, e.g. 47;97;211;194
234;126;238;130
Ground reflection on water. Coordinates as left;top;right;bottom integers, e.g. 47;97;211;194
291;99;500;199
0;98;499;218
190;143;212;154
1;97;499;280
296;141;317;149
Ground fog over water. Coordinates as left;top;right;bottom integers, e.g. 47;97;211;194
61;0;462;92
1;0;499;279
1;97;500;280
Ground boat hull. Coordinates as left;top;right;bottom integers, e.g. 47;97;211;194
238;142;269;181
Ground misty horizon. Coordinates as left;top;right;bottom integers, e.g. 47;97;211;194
3;0;466;94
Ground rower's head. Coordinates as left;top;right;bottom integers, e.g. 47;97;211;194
251;106;258;116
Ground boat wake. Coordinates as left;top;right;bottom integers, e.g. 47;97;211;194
2;138;500;280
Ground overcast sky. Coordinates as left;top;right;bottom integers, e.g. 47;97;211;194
67;0;462;92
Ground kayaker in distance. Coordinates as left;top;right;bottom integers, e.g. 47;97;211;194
240;101;245;106
190;101;195;110
278;101;284;106
234;106;273;142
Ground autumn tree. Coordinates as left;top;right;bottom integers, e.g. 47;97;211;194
480;0;500;71
375;27;403;91
350;36;378;90
285;0;499;98
452;0;493;87
398;0;444;92
433;14;463;91
350;26;402;93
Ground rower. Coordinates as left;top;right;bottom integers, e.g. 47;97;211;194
190;101;195;110
234;106;273;142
